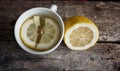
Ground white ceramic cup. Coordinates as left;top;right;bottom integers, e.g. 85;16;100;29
14;5;64;54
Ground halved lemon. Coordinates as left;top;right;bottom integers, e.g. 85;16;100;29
20;16;60;51
64;16;99;50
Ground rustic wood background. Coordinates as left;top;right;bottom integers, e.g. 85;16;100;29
0;0;120;71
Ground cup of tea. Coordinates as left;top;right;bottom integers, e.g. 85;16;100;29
14;5;64;54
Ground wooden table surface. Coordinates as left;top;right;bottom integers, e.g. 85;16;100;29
0;0;120;71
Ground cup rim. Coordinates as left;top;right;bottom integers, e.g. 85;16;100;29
14;7;64;54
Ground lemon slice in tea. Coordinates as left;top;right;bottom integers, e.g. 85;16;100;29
20;16;60;50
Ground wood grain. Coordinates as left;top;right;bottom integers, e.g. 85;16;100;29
0;0;120;71
0;41;120;71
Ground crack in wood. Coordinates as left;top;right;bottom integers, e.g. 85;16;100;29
97;41;120;44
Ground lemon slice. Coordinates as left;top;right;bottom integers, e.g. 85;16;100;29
34;16;40;29
64;16;99;50
37;18;60;50
20;16;60;50
20;19;36;49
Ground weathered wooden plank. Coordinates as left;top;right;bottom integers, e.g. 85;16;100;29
0;41;120;71
0;1;120;42
0;1;120;71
